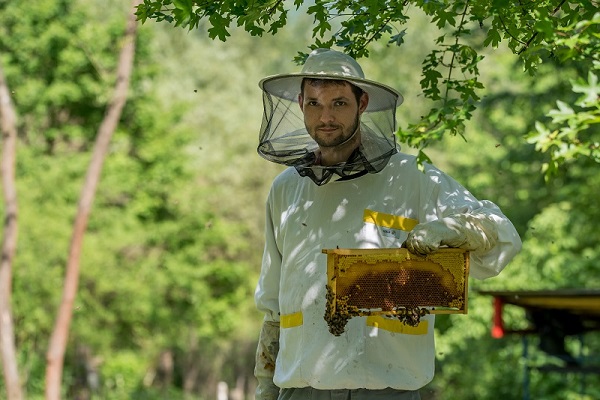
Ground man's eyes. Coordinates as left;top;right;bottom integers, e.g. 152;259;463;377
307;101;347;106
305;100;349;107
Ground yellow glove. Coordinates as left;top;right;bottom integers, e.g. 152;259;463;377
405;213;499;255
254;320;280;400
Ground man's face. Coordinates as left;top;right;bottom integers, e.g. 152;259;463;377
299;81;368;148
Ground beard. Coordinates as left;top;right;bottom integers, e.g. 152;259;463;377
312;114;361;148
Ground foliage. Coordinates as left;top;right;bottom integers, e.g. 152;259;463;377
527;12;600;178
1;0;265;397
0;0;121;151
135;0;600;171
420;41;600;399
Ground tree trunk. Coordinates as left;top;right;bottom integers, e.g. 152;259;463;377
44;1;143;398
0;58;24;400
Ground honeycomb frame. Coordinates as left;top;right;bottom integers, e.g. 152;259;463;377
323;248;470;320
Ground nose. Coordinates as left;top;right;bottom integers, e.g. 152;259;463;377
320;106;335;124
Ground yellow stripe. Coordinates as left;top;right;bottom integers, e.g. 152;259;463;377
363;209;419;232
280;312;303;328
366;316;428;335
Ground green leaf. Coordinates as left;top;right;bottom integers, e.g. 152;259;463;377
483;28;502;48
547;100;575;124
572;71;600;107
533;18;554;36
416;150;432;170
389;29;407;46
172;0;192;12
432;9;456;29
208;13;231;41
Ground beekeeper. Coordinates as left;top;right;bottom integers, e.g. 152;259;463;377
254;48;522;400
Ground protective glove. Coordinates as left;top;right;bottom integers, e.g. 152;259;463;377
254;320;280;400
404;213;499;256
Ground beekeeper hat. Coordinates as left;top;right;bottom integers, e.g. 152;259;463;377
259;48;403;111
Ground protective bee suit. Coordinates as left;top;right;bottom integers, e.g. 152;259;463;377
254;49;522;399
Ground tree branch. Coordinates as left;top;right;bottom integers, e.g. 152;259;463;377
0;57;23;400
444;0;470;102
517;0;568;55
44;1;143;398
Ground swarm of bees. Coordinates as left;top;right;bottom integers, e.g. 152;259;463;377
324;284;430;336
389;306;430;327
325;285;357;336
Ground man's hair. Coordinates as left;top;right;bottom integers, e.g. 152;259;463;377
301;78;364;104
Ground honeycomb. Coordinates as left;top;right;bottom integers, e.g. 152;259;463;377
323;248;469;335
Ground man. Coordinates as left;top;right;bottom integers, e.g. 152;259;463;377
254;48;522;400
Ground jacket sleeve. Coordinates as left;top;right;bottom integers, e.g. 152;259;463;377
255;192;282;322
254;188;283;399
415;165;522;280
464;199;522;279
254;319;280;400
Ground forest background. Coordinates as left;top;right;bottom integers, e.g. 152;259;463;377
0;0;599;399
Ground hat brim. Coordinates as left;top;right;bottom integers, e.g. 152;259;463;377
259;73;403;112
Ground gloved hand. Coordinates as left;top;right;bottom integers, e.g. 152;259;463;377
254;320;280;400
404;213;499;256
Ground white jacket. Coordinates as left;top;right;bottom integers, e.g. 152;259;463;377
255;151;521;390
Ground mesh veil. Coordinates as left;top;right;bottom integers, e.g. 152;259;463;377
258;87;400;185
257;49;402;185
